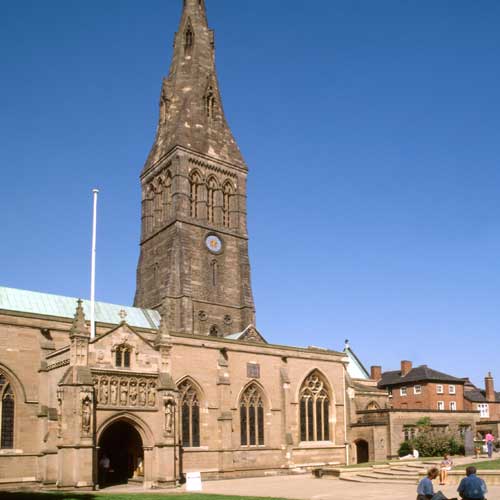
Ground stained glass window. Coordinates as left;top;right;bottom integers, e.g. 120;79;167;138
299;372;331;442
240;384;264;446
179;380;200;448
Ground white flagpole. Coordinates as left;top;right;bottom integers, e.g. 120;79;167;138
90;188;99;339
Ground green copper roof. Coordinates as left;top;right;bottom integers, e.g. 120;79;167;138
0;286;160;330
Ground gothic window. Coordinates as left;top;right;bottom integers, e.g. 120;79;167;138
178;380;200;447
115;345;132;368
209;325;220;337
222;181;233;228
205;86;216;118
207;177;218;223
189;171;202;218
184;23;194;54
154;182;163;228
0;374;14;449
163;172;172;219
240;384;264;446
299;371;331;442
144;184;155;235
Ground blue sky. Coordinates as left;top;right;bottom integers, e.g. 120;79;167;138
1;1;499;387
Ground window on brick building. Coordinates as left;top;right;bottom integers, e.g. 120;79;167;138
450;401;457;411
449;385;456;395
436;385;444;394
414;385;422;395
478;404;489;418
178;379;201;448
437;401;445;411
400;387;407;396
240;383;265;446
299;372;330;442
0;374;14;449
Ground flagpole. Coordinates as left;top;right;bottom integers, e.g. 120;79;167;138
90;188;99;339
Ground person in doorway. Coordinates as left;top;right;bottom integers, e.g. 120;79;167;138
417;467;439;500
484;432;495;459
99;453;111;487
457;466;487;500
440;453;454;485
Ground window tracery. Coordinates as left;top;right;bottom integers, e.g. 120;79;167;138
299;372;330;442
189;171;202;218
222;181;233;228
207;176;218;223
0;374;14;449
115;345;132;368
240;384;264;446
178;380;200;447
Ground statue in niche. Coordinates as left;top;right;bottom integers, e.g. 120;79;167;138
110;379;118;405
148;383;156;407
57;390;63;438
100;379;109;404
139;382;147;406
120;380;129;406
164;398;175;434
129;381;138;406
82;397;91;435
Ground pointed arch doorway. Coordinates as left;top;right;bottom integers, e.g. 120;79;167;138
98;420;144;487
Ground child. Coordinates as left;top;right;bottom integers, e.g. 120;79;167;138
440;454;453;485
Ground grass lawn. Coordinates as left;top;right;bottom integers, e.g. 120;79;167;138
460;459;500;470
0;494;289;500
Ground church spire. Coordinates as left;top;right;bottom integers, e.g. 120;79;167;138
143;0;245;173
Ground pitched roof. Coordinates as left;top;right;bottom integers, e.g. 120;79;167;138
464;382;500;403
0;286;160;330
378;365;464;388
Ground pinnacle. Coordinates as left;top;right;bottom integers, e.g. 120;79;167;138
70;299;90;338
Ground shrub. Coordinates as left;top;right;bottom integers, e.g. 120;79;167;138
410;430;464;457
399;440;413;457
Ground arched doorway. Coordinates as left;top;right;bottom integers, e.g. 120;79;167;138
356;439;369;464
98;420;144;487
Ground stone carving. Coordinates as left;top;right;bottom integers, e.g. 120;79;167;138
81;394;92;436
120;380;129;406
110;379;118;405
56;388;63;438
198;310;208;322
148;382;156;407
93;374;157;408
223;314;232;325
164;397;175;434
99;379;109;404
129;379;138;406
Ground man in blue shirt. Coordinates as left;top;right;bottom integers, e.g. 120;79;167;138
417;467;439;500
457;466;487;500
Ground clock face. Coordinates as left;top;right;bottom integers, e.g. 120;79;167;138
205;235;222;253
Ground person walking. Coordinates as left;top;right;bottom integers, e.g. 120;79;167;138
99;453;111;487
484;432;495;459
457;466;487;500
417;467;439;500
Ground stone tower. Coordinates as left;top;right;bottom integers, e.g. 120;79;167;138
134;0;255;338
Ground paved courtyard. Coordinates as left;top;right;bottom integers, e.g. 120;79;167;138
100;473;500;500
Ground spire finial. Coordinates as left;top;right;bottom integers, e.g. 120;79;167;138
70;299;90;338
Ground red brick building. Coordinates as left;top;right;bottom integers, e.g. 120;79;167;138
377;361;466;412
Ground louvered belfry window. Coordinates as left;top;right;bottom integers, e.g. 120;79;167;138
299;372;330;442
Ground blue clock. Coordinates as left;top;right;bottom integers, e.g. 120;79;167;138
205;235;222;253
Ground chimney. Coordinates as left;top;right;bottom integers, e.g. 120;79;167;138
485;372;495;402
370;366;382;381
401;360;412;376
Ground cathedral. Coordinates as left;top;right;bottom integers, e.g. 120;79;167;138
0;0;388;490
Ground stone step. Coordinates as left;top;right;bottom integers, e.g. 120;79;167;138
373;469;419;477
357;472;418;483
340;475;416;485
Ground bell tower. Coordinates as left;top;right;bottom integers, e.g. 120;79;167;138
134;0;256;338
